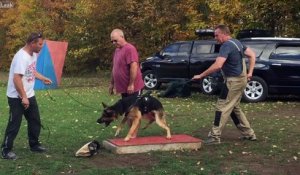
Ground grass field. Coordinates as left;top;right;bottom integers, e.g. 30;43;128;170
0;72;299;175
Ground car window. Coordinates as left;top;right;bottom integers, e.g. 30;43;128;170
192;44;212;54
276;46;300;55
161;44;179;57
273;45;300;60
243;43;267;57
161;43;191;57
178;43;191;56
211;44;221;53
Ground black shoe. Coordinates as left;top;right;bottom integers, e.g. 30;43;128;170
30;145;47;153
2;151;17;160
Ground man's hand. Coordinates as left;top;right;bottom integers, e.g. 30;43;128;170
247;73;253;81
192;74;203;80
127;84;134;94
21;97;30;109
43;77;52;85
35;72;52;85
109;84;114;95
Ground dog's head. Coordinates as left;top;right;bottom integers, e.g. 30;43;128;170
97;102;118;127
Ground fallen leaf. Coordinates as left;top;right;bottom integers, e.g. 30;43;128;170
45;154;51;158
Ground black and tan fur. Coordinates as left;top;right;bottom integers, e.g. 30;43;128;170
97;94;171;141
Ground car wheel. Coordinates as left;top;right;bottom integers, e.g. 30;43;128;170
200;76;218;95
242;76;268;103
142;70;161;90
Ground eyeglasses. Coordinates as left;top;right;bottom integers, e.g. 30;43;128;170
111;40;117;43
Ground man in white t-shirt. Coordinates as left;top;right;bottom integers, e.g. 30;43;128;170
1;32;52;160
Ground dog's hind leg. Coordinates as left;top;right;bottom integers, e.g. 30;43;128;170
124;108;142;141
154;110;171;139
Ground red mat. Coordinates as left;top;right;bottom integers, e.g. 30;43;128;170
107;134;201;147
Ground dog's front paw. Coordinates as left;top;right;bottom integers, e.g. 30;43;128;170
166;135;172;140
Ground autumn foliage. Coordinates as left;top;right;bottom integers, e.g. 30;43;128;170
0;0;299;74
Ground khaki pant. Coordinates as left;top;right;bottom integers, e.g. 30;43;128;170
208;74;255;140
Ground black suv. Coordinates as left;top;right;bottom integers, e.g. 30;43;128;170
141;40;222;94
141;37;300;102
241;37;300;102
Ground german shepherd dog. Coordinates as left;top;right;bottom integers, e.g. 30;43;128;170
97;94;171;141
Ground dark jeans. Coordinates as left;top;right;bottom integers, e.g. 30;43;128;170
1;96;41;154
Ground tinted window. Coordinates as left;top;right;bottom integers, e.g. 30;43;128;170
244;43;267;57
274;45;300;60
162;43;191;57
178;43;191;56
192;44;212;54
276;46;300;55
212;44;221;53
162;44;179;56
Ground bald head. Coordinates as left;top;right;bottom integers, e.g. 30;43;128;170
111;29;124;38
110;29;127;47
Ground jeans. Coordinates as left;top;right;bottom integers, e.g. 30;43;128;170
1;96;41;153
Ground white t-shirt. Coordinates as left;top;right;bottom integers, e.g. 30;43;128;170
6;48;37;98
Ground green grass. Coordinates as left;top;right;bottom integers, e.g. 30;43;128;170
0;73;299;175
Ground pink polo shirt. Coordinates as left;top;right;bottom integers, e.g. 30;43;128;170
112;43;144;93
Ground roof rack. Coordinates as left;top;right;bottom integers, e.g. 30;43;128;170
241;37;300;41
195;29;214;37
236;29;273;39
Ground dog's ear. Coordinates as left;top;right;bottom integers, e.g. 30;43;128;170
102;102;108;108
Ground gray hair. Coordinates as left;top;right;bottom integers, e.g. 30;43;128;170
111;29;124;38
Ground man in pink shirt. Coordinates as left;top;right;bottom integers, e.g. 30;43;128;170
109;29;144;98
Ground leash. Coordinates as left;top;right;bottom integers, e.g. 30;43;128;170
44;84;100;110
41;85;98;142
62;89;101;110
40;86;100;142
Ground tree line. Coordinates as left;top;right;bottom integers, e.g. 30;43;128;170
0;0;299;74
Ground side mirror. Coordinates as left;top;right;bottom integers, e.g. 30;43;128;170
154;52;161;57
155;52;164;59
269;52;276;59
